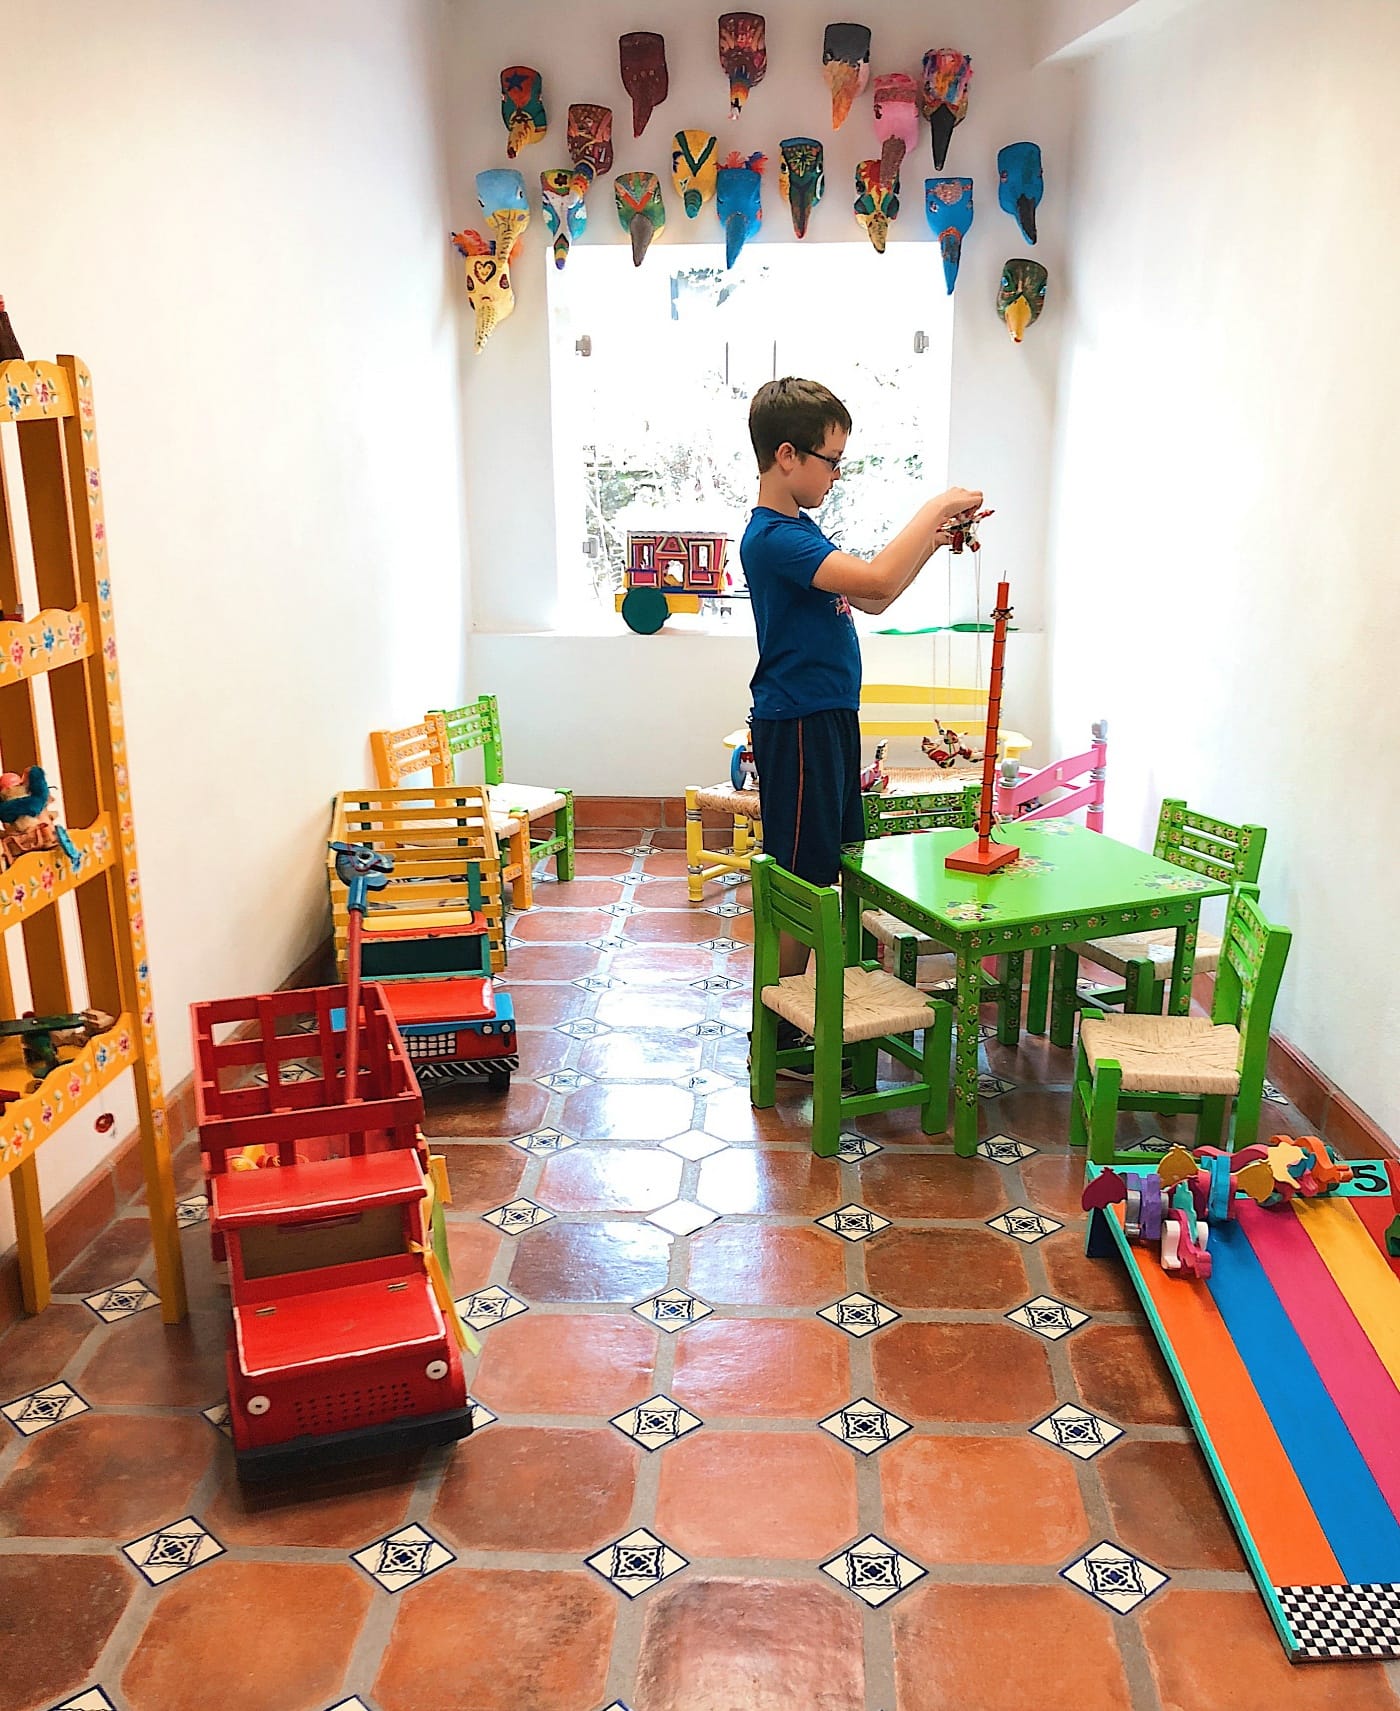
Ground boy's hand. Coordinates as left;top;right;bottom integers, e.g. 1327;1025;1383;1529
937;487;984;528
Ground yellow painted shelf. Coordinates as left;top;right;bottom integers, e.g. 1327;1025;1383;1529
0;1015;138;1176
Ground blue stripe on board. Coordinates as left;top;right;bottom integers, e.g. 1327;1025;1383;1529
1206;1217;1400;1584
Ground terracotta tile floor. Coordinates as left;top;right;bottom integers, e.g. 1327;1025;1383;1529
3;828;1398;1711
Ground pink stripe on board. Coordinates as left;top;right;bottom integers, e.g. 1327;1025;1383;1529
1236;1199;1400;1523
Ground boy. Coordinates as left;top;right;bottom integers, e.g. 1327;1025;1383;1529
741;376;983;980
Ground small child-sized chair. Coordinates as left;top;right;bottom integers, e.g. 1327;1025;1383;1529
1069;884;1289;1166
430;698;574;911
750;853;952;1158
685;782;763;901
1053;798;1266;1027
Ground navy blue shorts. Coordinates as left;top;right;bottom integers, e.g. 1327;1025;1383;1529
751;707;865;886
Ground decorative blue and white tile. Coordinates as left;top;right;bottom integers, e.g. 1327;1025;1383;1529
836;1132;882;1161
819;1398;912;1456
352;1522;455;1593
1076;979;1118;999
689;975;744;992
512;1127;578;1154
633;1288;714;1332
611;1394;703;1451
815;1205;891;1242
682;1020;741;1039
1136;1136;1175;1156
585;937;629;954
662;1131;728;1161
987;1208;1063;1245
647;1200;720;1237
48;1691;116;1711
482;1198;556;1234
555;1018;611;1040
586;1528;687;1598
596;1703;634;1711
976;1135;1038;1164
680;1070;732;1095
574;975;622;993
83;1280;159;1322
1029;1404;1124;1462
455;1285;529;1332
2;1382;89;1436
202;1401;232;1438
1262;1078;1288;1104
977;1073;1017;1098
1006;1296;1090;1341
704;902;751;918
123;1516;224;1586
175;1194;209;1227
817;1293;901;1337
820;1535;927;1608
505;935;527;952
698;936;744;954
614;871;658;884
247;1059;318;1087
323;1699;375;1711
1060;1541;1169;1614
604;902;644;917
536;1068;595;1093
620;844;653;857
468;1398;498;1432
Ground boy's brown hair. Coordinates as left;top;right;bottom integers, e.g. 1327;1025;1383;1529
747;376;852;472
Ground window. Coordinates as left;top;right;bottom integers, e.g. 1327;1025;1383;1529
547;241;955;632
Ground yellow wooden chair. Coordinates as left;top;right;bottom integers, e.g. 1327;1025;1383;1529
858;682;1032;792
329;785;506;974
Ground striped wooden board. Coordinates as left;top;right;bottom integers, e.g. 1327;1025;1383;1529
1088;1160;1400;1660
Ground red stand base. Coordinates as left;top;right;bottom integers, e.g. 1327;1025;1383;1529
944;838;1020;875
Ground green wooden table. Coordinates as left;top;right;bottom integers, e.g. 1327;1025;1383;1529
840;822;1232;1157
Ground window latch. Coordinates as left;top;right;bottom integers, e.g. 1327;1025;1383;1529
913;330;929;354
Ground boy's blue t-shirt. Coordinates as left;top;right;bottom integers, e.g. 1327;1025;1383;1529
741;506;862;720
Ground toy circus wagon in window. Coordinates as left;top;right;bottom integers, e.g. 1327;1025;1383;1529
617;531;743;633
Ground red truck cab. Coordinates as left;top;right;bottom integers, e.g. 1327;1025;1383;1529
212;1146;470;1479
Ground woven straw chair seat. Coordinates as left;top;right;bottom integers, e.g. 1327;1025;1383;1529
694;783;762;819
487;783;567;835
760;966;938;1043
880;766;980;790
1081;1013;1241;1094
861;907;943;957
1072;927;1222;979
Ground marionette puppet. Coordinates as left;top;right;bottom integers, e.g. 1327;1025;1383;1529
922;48;972;170
540;168;589;267
925;177;974;293
719;13;767;118
671;130;718;218
716;150;765;266
821;22;871;129
997;258;1048;343
872;71;919;182
854;158;899;253
615;171;666;265
500;66;547;158
997;141;1043;244
778;137;824;238
619;32;668;137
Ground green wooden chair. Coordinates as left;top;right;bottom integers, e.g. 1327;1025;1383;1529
1068;884;1289;1167
1031;797;1266;1033
429;696;574;910
856;782;1024;1046
750;853;953;1158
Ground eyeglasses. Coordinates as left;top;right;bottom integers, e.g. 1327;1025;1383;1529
795;446;842;476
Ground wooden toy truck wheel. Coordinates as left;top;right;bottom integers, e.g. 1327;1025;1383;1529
489;1069;511;1094
621;586;670;634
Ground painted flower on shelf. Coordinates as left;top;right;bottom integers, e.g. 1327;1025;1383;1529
11;882;25;907
6;384;23;411
98;580;110;600
92;829;110;858
40;866;55;894
131;911;143;934
79;397;93;420
34;378;55;406
41;626;56;653
95;1045;109;1069
67;1076;82;1101
86;468;100;492
10;640;24;668
93;522;105;541
39;1104;53;1127
119;1031;133;1054
138;960;148;981
103;638;117;662
68;623;84;651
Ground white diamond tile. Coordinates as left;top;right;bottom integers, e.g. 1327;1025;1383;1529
647;1200;720;1236
820;1534;927;1607
512;1127;578;1154
633;1288;714;1332
976;1135;1038;1163
123;1516;224;1585
202;1401;232;1438
1006;1296;1090;1341
815;1205;891;1242
986;1207;1063;1244
455;1285;529;1331
611;1393;703;1451
84;1280;159;1322
352;1521;455;1593
836;1132;882;1161
175;1194;209;1227
2;1381;89;1437
482;1198;555;1234
586;1527;687;1598
817;1293;901;1338
662;1131;729;1160
818;1398;912;1456
536;1068;595;1093
1061;1541;1169;1614
1029;1404;1124;1462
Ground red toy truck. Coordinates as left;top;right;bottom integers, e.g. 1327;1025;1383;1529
191;980;472;1481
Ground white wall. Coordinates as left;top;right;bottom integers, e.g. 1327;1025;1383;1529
451;0;1071;792
1048;0;1400;1133
0;0;468;1239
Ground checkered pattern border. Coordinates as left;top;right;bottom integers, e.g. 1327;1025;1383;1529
1274;1583;1400;1659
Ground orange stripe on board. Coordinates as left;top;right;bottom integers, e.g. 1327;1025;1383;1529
1129;1227;1344;1585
